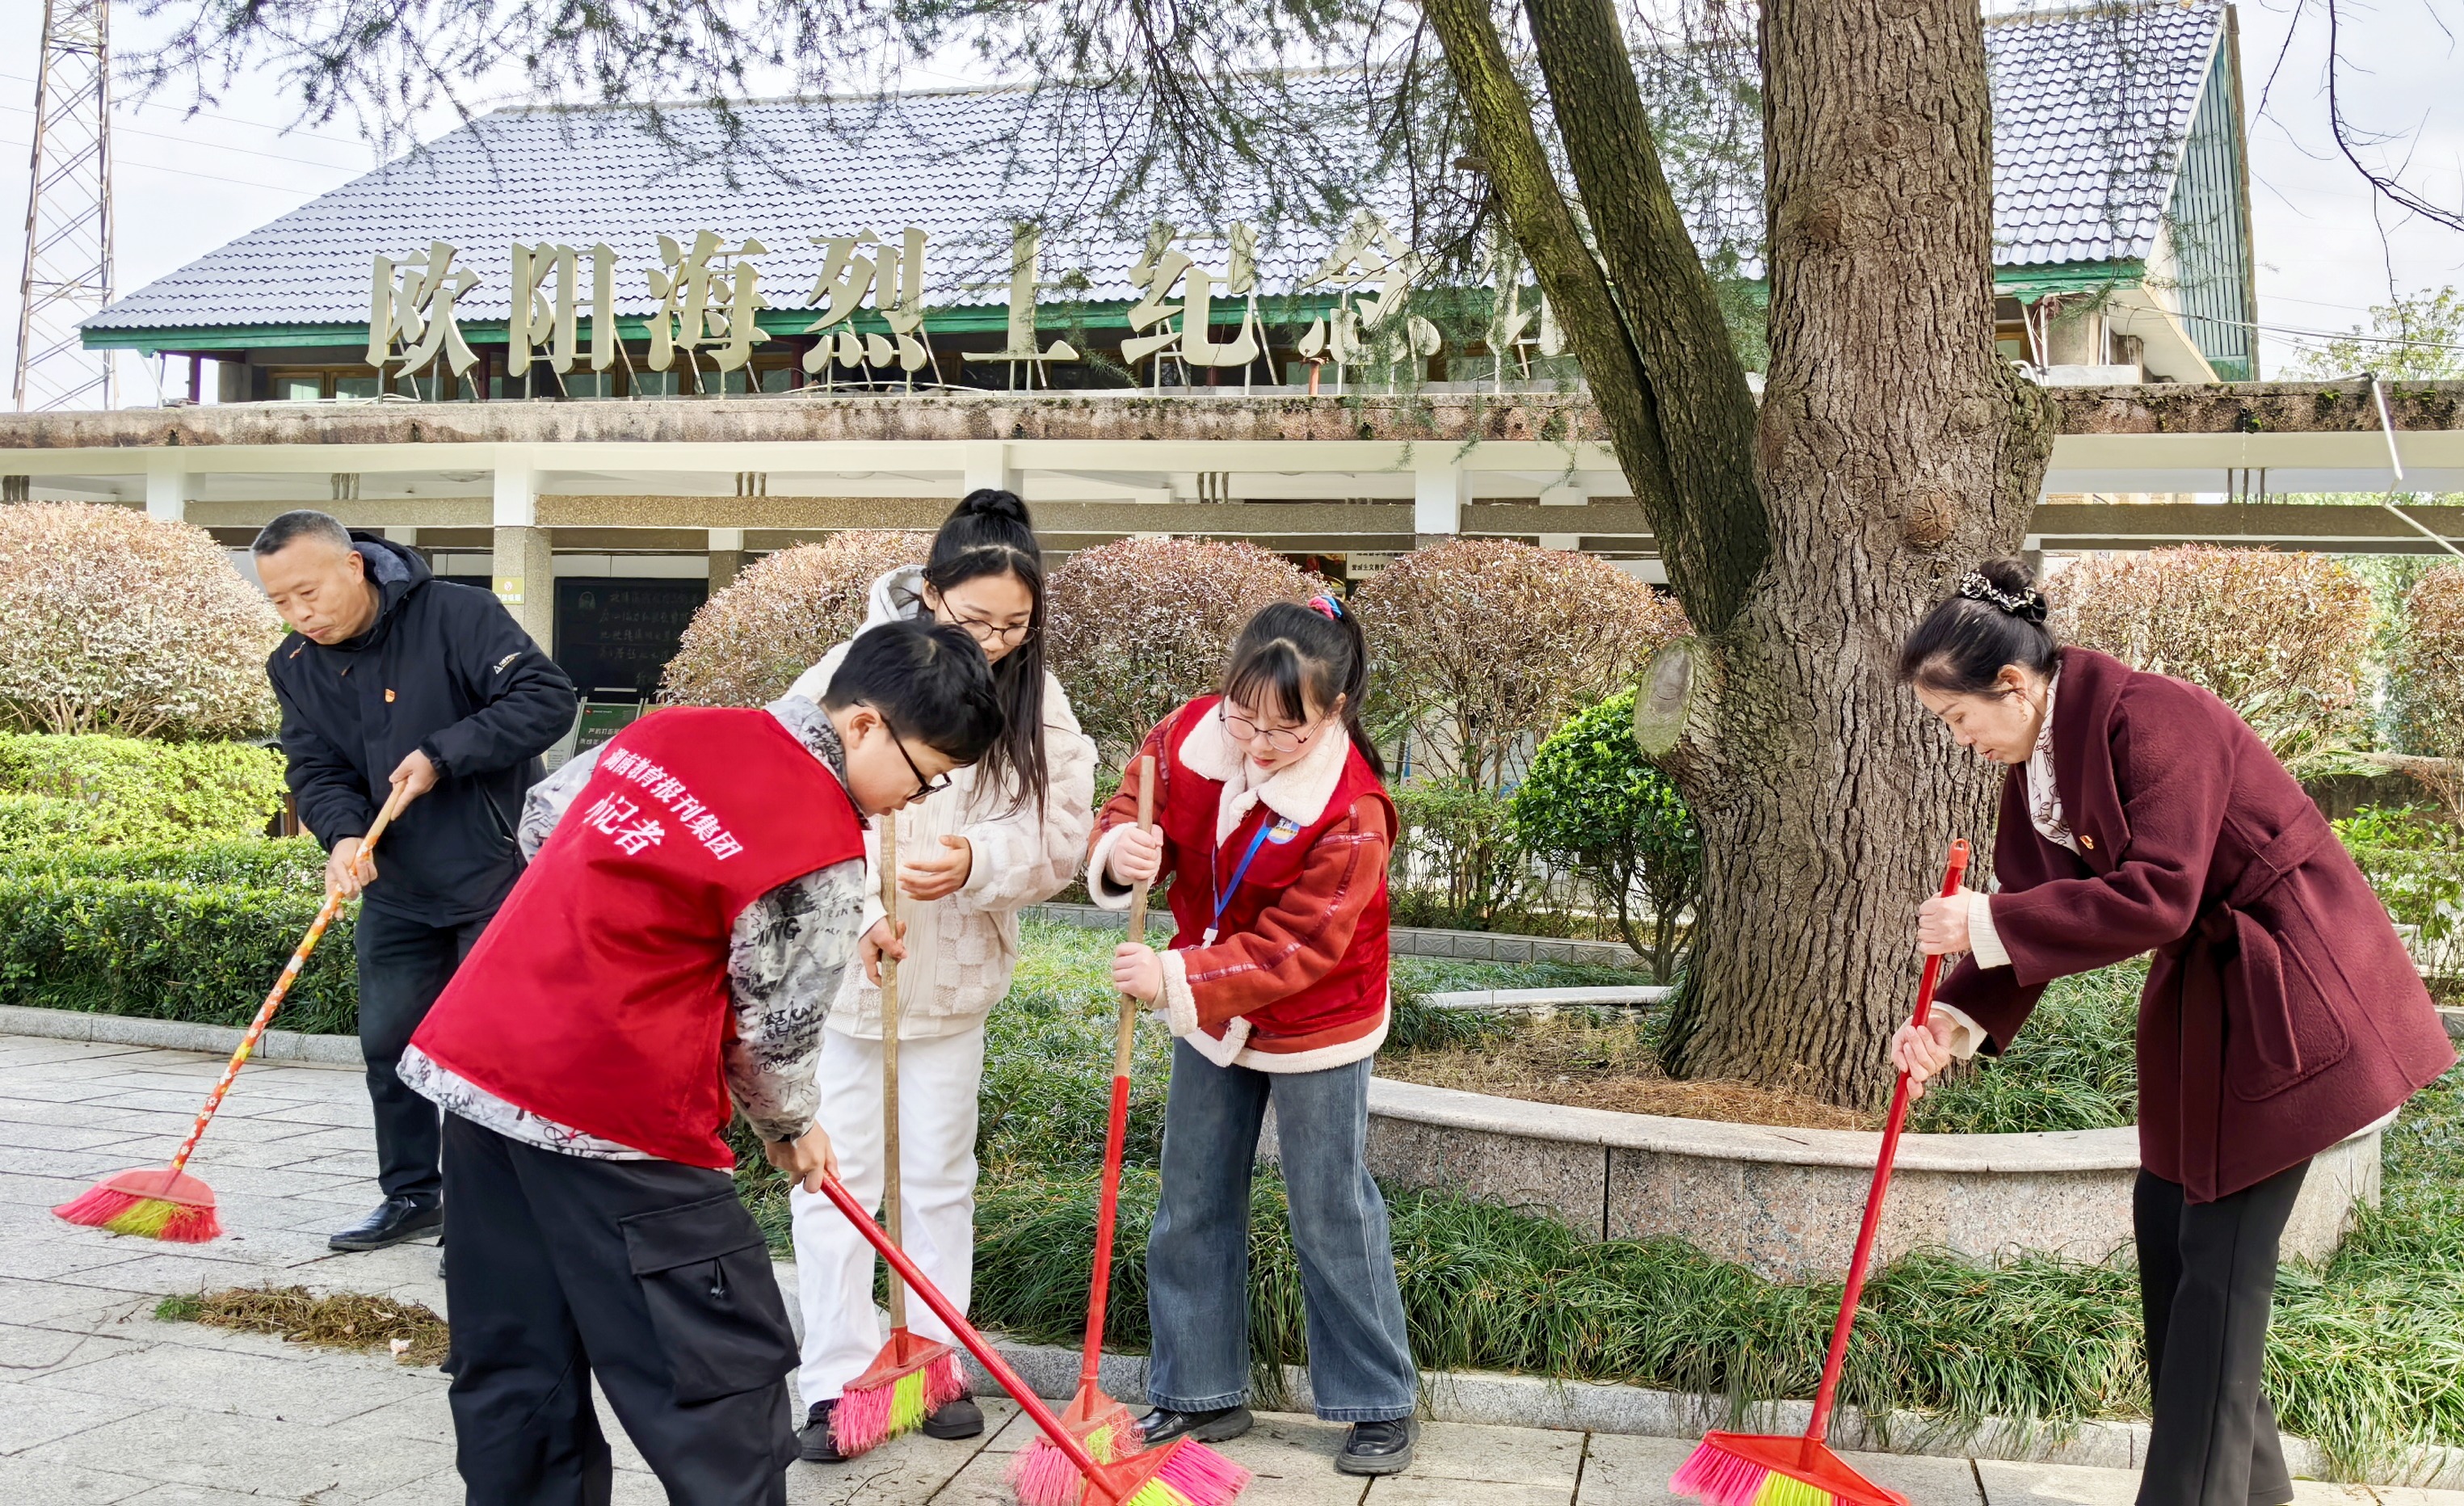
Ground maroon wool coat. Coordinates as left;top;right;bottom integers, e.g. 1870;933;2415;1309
1936;647;2455;1204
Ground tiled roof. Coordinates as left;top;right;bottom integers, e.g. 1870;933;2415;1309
89;1;2224;334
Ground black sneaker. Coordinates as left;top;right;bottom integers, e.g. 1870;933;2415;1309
798;1400;845;1463
328;1197;444;1252
1335;1418;1415;1476
1137;1406;1254;1447
923;1393;984;1440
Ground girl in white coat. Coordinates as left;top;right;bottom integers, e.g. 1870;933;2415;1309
786;490;1098;1461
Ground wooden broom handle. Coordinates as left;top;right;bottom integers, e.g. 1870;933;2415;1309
879;813;907;1331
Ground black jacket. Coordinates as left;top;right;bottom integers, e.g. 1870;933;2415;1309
267;534;577;925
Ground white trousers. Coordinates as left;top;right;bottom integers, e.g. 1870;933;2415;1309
788;1022;986;1405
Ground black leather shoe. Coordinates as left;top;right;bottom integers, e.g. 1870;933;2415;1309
327;1197;443;1252
922;1393;984;1440
1137;1406;1253;1447
799;1400;845;1463
1336;1418;1415;1475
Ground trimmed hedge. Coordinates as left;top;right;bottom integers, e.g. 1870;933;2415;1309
0;862;357;1035
0;733;286;848
0;835;328;890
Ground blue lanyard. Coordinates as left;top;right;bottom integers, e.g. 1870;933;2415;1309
1203;819;1276;946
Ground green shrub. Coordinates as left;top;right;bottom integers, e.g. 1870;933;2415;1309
1391;776;1531;930
1512;687;1700;980
0;733;286;847
2336;805;2462;971
0;871;357;1033
1907;963;2140;1134
0;835;326;890
0;791;97;856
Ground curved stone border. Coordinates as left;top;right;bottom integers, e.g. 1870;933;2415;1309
1419;985;1673;1012
0;1002;360;1066
1310;1075;2387;1281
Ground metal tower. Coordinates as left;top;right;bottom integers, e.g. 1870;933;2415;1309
13;0;115;412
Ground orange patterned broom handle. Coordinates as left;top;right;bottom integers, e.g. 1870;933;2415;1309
165;786;411;1176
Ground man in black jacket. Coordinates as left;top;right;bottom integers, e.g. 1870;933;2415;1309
254;511;576;1251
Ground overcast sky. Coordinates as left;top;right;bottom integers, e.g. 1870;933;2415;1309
2;0;2458;402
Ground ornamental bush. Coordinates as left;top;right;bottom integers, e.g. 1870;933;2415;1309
0;502;283;739
0;732;287;847
659;531;931;707
2050;547;2373;772
1352;539;1689;789
1045;537;1328;764
1512;687;1701;979
2387;565;2464;809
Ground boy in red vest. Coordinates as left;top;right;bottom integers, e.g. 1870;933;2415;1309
401;620;1003;1506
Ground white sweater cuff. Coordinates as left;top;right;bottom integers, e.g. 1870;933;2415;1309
1966;890;2011;971
1932;1003;1987;1060
1159;949;1200;1038
1086;826;1138;911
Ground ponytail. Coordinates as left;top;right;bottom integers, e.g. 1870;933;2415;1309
1221;595;1384;778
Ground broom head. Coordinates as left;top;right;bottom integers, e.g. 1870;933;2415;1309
831;1327;965;1456
1012;1434;1252;1506
1670;1432;1911;1506
1007;1381;1144;1494
53;1167;222;1243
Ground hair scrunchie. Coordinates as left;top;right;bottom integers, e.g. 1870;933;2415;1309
1307;595;1344;620
1957;572;2048;625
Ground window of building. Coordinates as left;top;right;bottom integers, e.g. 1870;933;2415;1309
335;376;381;399
273;372;326;401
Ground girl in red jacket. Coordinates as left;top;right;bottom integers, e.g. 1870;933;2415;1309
1090;595;1419;1479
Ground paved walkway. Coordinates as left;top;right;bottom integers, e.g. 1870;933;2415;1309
2;1030;2459;1505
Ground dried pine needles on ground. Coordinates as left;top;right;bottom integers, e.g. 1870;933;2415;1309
155;1286;450;1366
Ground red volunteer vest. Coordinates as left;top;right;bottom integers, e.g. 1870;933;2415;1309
1158;696;1396;1040
411;707;864;1168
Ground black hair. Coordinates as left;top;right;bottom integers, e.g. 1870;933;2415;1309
822;618;1005;767
250;510;354;558
1897;557;2061;696
901;489;1048;815
1221;596;1385;777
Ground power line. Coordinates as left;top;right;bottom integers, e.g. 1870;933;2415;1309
0;133;338;195
0;100;372;171
0;69;373;147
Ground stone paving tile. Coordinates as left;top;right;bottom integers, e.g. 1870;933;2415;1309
1372;1478;1572;1505
356;1469;468;1505
27;1330;440;1428
0;1451;162;1504
1574;1432;1697;1505
1833;1449;1987;1505
0;1120;170;1155
0;1273;154;1326
19;1406;456;1501
0;1383;158;1456
1407;1418;1587;1486
0;1319;151;1373
783;1400;1020;1504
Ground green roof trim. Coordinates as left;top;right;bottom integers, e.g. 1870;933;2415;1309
1993;259;2146;301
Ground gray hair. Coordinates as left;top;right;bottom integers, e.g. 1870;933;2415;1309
250;510;355;559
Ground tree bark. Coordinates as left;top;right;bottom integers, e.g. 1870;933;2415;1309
1662;0;2056;1099
1425;0;2058;1102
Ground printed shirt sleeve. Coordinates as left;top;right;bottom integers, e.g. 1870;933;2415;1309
722;854;867;1142
1166;796;1391;1033
518;747;601;861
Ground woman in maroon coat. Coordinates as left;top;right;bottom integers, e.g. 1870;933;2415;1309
1893;559;2453;1506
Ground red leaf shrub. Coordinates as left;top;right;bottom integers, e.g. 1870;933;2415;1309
0;503;282;739
659;531;931;707
2050;547;2373;768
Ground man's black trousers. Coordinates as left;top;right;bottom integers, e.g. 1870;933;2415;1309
440;1113;799;1506
2134;1159;2311;1506
355;906;488;1204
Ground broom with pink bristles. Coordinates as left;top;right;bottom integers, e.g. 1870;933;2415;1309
831;812;968;1455
814;1165;1251;1506
1011;756;1158;1491
1667;839;1971;1506
55;787;410;1243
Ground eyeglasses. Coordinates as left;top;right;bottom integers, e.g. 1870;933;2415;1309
877;710;953;800
940;609;1034;648
1220;705;1322;755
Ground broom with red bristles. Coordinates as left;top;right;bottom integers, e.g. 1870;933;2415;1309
55;786;411;1243
814;1165;1251;1506
1011;756;1158;1492
831;811;969;1455
1668;839;1972;1506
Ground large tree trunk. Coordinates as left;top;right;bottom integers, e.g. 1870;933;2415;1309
1425;0;2057;1103
1659;0;2055;1100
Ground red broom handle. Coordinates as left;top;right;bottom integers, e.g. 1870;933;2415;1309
817;1169;1106;1480
1079;755;1157;1392
1802;838;1970;1452
166;785;412;1177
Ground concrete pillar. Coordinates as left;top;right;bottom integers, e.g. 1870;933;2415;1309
962;441;1017;497
1537;533;1582;551
1413;454;1466;549
143;458;198;521
708;527;746;593
490;453;553;649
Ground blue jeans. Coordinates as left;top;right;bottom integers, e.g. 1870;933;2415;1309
1146;1041;1418;1422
